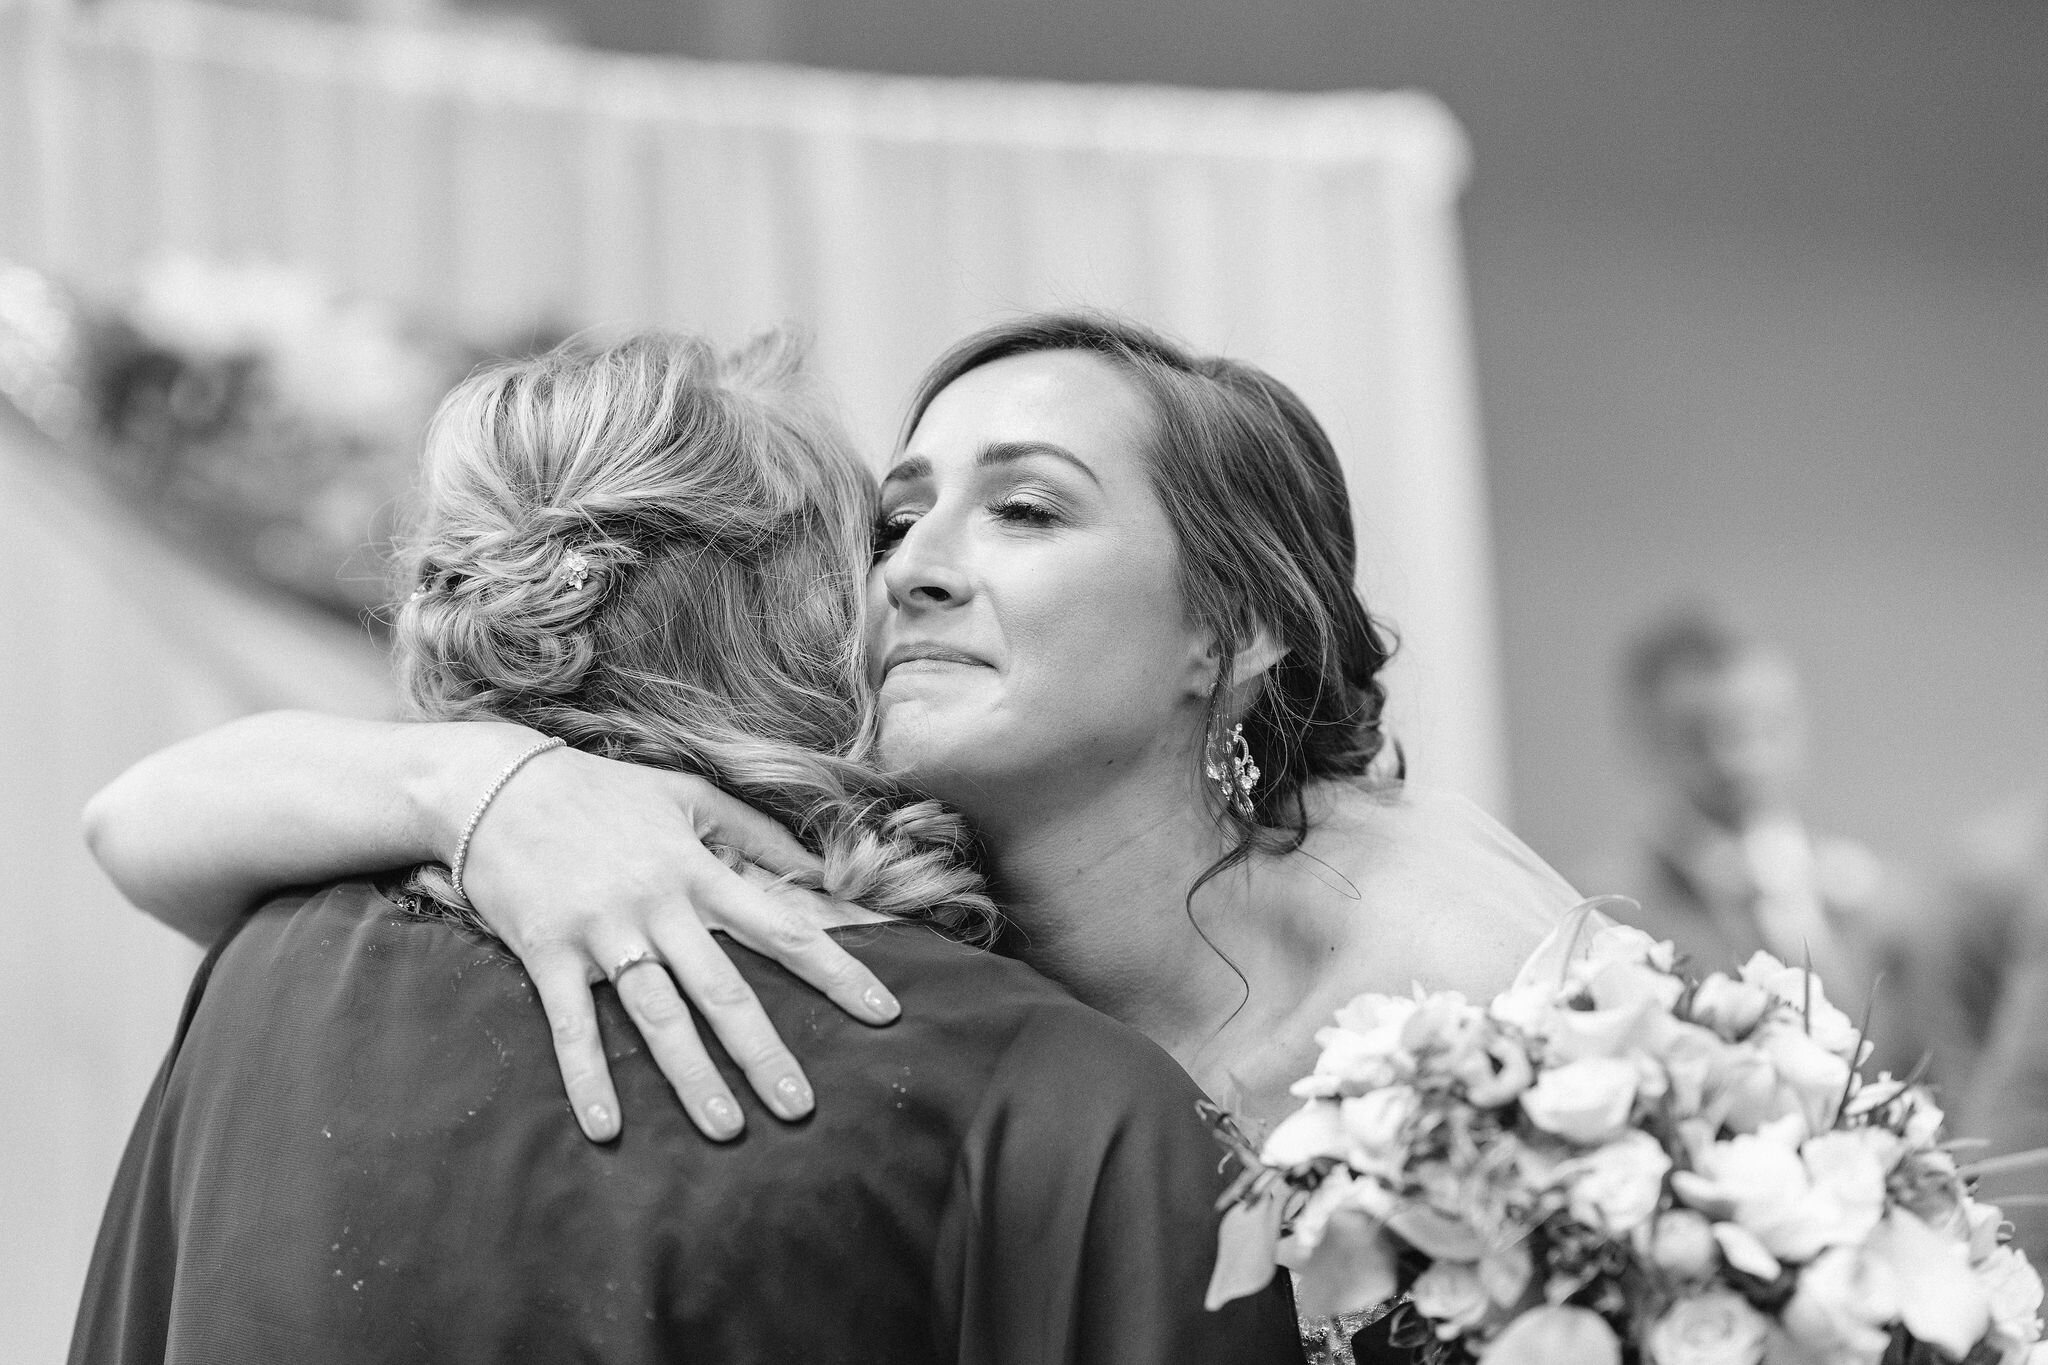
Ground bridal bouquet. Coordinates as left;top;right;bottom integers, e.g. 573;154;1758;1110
1206;906;2046;1365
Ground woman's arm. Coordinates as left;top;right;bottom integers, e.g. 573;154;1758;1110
82;711;902;1142
84;711;531;942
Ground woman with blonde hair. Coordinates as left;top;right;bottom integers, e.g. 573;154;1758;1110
71;329;1300;1365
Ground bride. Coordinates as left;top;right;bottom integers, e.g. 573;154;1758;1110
89;312;1580;1345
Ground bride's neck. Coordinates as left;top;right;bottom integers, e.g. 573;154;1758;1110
976;763;1260;1067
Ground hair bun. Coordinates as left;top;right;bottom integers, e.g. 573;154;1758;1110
395;328;997;943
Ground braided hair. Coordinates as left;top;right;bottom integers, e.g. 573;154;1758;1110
396;330;996;942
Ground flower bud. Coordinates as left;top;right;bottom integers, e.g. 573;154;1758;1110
1650;1209;1721;1280
1644;1289;1769;1365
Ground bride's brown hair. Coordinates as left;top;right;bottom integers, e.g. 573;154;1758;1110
395;329;995;942
904;312;1399;882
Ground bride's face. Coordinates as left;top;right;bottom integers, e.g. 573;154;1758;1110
866;350;1213;821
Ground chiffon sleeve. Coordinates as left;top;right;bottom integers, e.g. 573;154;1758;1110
934;1004;1301;1365
1380;785;1584;920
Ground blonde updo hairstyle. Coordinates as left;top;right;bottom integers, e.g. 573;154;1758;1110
395;329;994;942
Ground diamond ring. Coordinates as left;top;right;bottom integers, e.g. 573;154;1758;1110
609;945;663;983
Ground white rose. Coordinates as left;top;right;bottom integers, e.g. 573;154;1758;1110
1792;1131;1889;1251
1589;958;1687;1015
1341;1085;1420;1178
1738;953;1863;1062
1671;1122;1874;1267
1412;1260;1493;1336
1863;1207;1991;1360
1329;993;1419;1048
1304;993;1424;1093
1489;983;1558;1035
1646;1290;1771;1365
1715;1048;1803;1136
1977;1245;2046;1347
1758;1153;1879;1264
1260;1100;1348;1168
1400;992;1485;1060
1692;973;1774;1040
1539;1000;1659;1064
1657;1021;1733;1118
1780;1247;1900;1365
1521;1057;1640;1145
1564;1129;1674;1236
1309;1014;1411;1093
1758;1024;1854;1135
1652;1209;1723;1280
1479;1304;1621;1365
1673;1130;1809;1229
1570;919;1680;980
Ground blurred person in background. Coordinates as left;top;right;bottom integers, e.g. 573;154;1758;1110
69;329;1301;1365
1587;605;1931;1077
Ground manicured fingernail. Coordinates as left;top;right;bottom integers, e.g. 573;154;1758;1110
703;1095;742;1139
773;1075;813;1119
862;986;900;1022
583;1103;617;1140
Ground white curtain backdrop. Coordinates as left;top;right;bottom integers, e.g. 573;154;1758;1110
1;0;1507;804
0;2;1504;1355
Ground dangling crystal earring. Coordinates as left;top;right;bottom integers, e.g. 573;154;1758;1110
1204;721;1261;820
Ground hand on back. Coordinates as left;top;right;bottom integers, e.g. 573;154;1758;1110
460;745;901;1142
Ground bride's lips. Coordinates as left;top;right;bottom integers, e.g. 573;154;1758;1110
881;643;992;676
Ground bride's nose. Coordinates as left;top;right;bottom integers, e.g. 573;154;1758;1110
880;516;973;610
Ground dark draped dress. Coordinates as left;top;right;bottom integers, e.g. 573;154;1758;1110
69;883;1303;1365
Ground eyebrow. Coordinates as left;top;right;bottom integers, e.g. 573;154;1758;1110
881;441;1102;488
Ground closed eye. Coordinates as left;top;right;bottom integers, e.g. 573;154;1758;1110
873;508;920;554
989;496;1063;529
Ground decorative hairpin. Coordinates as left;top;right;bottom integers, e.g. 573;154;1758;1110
560;551;592;592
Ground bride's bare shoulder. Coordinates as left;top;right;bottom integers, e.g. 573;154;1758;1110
1296;782;1583;1000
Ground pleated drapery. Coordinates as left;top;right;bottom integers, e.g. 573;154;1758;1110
1;0;1507;808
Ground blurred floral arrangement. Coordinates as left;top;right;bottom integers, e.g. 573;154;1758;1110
1205;906;2046;1365
0;256;552;619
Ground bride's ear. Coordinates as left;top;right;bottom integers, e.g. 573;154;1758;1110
1187;623;1287;697
1228;625;1288;689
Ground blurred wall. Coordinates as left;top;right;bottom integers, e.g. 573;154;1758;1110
0;409;395;1362
1479;212;2048;872
527;0;2048;870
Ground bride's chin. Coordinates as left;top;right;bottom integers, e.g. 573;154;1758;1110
876;717;1006;813
876;707;960;776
